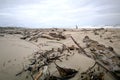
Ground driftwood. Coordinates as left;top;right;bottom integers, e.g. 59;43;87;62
16;48;65;79
71;36;91;57
82;60;120;80
34;71;43;80
96;60;120;80
82;36;120;80
81;61;105;80
54;62;78;79
86;62;97;73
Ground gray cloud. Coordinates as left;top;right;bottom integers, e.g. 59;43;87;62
0;0;120;28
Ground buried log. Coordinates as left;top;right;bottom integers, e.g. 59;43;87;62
54;62;78;79
81;58;120;80
96;60;120;80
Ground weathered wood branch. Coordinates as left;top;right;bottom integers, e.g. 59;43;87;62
86;62;97;73
70;36;91;58
34;71;43;80
96;60;119;80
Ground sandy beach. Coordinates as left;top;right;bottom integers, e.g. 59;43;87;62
0;28;120;80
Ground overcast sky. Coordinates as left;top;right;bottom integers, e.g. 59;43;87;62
0;0;120;28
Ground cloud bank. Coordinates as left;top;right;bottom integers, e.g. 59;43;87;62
0;0;120;28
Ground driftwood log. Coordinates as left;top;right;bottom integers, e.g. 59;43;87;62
96;60;120;80
34;70;43;80
71;36;91;58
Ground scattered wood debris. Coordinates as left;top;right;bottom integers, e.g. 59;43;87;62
81;62;105;80
83;36;120;79
15;45;78;80
20;30;67;42
1;27;118;80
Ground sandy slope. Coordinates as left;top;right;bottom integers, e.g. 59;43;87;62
0;34;38;80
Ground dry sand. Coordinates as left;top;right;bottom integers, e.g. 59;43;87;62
0;34;38;80
0;28;120;80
